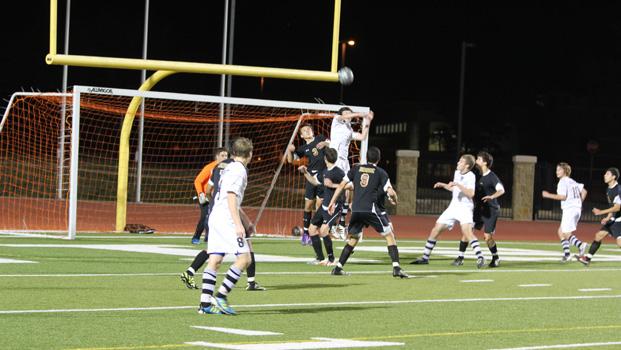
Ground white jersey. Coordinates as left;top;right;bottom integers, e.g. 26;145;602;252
448;170;476;209
557;176;583;210
329;117;353;164
210;161;247;219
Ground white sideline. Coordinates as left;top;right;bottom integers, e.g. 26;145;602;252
1;294;620;315
190;326;281;336
489;341;621;350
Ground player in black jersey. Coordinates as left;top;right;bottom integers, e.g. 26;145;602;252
452;151;505;268
577;167;621;265
327;146;409;278
298;147;343;265
180;156;265;291
286;123;329;246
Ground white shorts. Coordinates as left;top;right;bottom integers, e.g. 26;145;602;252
335;158;350;175
436;205;474;230
560;207;581;233
207;215;250;255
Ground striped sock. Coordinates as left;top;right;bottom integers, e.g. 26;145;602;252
422;239;437;261
560;239;570;256
470;239;482;258
216;266;242;299
200;268;217;307
569;235;583;248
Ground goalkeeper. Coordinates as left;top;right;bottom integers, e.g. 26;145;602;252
190;148;229;244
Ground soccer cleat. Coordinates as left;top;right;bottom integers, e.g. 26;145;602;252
579;242;588;257
476;256;485;269
307;259;323;265
246;281;266;291
392;266;410;279
561;255;572;263
331;267;349;276
300;232;311;246
212;297;237;315
576;255;591;266
191;237;200;245
488;257;500;268
451;257;464;266
410;258;429;265
180;271;198;289
326;260;338;267
198;304;222;315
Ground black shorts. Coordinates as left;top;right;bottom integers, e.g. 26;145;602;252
474;205;499;234
601;220;621;239
348;212;391;236
304;180;322;201
310;204;341;228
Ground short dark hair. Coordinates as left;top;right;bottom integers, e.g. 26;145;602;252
606;167;620;181
367;146;381;164
324;147;338;163
231;137;253;158
213;147;229;159
338;106;353;115
477;151;493;168
299;123;313;133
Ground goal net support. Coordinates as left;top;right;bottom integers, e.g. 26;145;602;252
0;86;369;239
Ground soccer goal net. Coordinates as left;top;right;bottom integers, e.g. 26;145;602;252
0;86;369;239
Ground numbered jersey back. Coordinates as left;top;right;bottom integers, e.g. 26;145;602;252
557;177;583;210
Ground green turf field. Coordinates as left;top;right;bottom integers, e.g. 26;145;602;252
1;234;620;350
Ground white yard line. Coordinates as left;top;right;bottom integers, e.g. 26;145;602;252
461;279;494;283
489;341;621;350
578;288;612;292
519;284;552;288
1;294;619;315
190;326;282;336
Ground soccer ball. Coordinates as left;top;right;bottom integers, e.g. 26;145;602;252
338;67;354;86
291;226;303;237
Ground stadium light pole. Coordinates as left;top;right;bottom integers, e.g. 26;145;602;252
456;41;474;159
339;39;355;103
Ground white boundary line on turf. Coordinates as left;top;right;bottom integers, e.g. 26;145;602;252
2;267;621;278
519;284;551;288
190;326;282;336
488;341;621;350
578;288;612;292
1;294;620;315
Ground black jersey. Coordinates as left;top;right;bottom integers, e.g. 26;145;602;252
475;170;503;209
606;183;621;220
347;164;390;213
317;165;345;205
295;135;327;174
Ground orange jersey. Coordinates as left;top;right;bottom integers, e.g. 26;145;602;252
194;160;218;195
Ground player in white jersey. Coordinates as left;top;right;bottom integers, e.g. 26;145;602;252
542;162;588;262
329;106;374;238
198;137;253;316
411;154;487;268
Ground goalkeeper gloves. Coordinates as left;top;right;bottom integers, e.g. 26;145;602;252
198;192;208;205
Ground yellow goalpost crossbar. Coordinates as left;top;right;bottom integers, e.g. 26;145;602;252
47;0;344;82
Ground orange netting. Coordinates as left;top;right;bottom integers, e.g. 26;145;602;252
0;93;363;235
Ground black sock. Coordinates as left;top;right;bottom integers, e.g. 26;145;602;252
247;252;256;279
303;211;312;235
338;244;355;267
458;240;468;258
189;250;209;275
322;236;334;261
589;241;601;256
310;235;325;260
387;244;400;264
489;243;498;256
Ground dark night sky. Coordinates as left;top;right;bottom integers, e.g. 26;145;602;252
3;1;621;168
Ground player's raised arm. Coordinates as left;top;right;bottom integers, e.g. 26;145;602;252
285;144;296;164
298;165;320;186
352;111;374;141
328;179;353;214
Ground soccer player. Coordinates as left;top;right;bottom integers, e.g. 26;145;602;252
298;147;344;265
197;137;256;315
285;123;328;245
329;107;374;237
181;153;265;291
452;151;505;268
191;147;229;244
542;162;588;262
327;146;409;278
411;154;486;268
577;167;621;265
